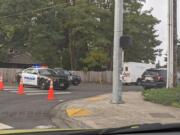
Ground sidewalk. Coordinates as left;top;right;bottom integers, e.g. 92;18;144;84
51;92;180;129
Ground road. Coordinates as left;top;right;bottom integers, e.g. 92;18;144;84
0;83;142;129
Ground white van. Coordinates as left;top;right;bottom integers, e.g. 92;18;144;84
122;62;155;85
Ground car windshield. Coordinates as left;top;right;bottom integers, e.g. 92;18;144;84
0;0;180;134
64;70;70;75
39;69;56;76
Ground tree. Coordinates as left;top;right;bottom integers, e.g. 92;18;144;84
0;0;65;66
60;0;113;70
0;0;162;71
82;49;109;71
123;0;161;63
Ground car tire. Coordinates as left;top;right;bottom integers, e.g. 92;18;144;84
17;77;21;84
136;79;141;86
39;81;47;90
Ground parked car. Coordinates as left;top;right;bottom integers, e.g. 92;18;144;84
141;68;167;89
16;67;70;90
54;68;81;86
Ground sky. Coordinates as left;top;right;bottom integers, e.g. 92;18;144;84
142;0;180;65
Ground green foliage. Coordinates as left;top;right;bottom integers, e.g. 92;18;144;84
143;87;180;108
0;0;161;70
82;50;109;71
0;45;8;61
124;0;161;63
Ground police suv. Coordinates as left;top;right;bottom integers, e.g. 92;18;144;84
16;67;70;90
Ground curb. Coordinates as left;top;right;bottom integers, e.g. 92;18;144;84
50;101;92;129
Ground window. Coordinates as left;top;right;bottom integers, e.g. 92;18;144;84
39;69;56;76
31;69;38;74
125;67;128;71
23;69;34;74
64;70;71;75
55;70;64;76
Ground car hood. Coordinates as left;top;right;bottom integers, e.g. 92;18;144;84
1;123;180;135
72;75;80;78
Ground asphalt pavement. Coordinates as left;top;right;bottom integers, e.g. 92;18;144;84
0;83;142;129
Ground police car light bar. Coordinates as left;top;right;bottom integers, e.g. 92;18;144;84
32;64;48;68
32;64;41;68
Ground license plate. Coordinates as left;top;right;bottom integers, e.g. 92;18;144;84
145;77;153;81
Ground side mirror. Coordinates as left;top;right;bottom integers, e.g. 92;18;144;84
120;36;133;49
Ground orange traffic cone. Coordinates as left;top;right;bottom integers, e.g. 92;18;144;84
18;78;25;95
0;75;4;90
48;80;55;100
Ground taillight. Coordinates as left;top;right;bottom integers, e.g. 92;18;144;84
154;74;164;81
159;76;164;81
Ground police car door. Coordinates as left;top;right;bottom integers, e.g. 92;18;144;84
22;68;38;86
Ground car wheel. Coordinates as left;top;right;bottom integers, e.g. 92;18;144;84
40;82;47;90
136;79;141;86
17;77;21;84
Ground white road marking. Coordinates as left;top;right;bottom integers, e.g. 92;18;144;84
10;90;45;93
3;88;71;96
0;123;13;129
4;89;40;91
34;125;56;129
26;92;71;95
4;88;17;91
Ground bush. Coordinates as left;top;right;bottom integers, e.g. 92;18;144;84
143;87;180;108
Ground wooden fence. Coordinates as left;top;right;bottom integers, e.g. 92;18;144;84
0;68;113;84
72;71;112;84
0;68;23;83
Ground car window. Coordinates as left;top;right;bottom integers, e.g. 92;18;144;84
23;69;34;74
64;70;70;75
55;70;65;75
31;69;38;74
39;69;56;76
143;70;158;76
125;67;128;71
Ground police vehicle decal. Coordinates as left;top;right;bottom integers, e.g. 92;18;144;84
22;73;38;86
24;76;36;80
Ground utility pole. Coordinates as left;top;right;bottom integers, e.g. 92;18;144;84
167;0;177;88
173;0;177;87
112;0;123;104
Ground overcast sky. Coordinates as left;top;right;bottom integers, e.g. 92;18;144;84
142;0;180;65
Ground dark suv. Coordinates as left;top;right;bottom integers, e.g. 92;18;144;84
54;68;81;86
141;68;167;89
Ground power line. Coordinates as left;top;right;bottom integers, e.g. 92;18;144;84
0;3;67;19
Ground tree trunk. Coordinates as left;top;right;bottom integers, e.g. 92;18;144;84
68;30;73;70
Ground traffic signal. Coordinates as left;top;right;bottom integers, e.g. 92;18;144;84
120;36;133;49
